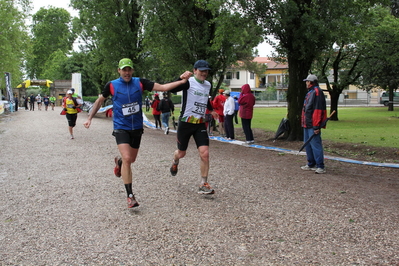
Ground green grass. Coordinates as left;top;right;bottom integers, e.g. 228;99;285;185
143;106;399;148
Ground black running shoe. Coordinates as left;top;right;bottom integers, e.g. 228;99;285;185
170;163;178;176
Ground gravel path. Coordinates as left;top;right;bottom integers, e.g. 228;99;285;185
1;107;399;265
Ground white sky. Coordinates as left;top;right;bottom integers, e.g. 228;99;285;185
31;0;78;17
30;0;274;56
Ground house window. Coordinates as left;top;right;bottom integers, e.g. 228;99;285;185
226;72;232;79
236;72;240;80
250;72;254;79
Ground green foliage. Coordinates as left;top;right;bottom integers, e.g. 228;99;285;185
314;5;396;119
0;0;30;88
82;96;99;103
140;0;263;88
27;7;75;79
240;0;393;141
41;50;69;80
171;94;182;104
357;8;399;111
71;0;142;86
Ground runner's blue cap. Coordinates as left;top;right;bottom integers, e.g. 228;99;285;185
194;60;211;71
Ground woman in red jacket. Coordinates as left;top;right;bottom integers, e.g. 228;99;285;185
238;84;255;144
212;89;226;137
151;93;162;129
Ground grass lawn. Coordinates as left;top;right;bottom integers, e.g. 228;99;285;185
144;106;399;148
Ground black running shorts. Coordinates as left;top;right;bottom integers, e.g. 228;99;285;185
112;129;144;149
66;113;77;127
177;122;209;151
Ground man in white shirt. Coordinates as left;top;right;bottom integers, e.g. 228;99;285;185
223;90;235;140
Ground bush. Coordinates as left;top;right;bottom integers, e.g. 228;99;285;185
82;96;99;103
171;94;181;104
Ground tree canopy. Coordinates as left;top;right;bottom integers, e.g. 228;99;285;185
141;0;263;90
0;0;30;89
26;7;75;79
239;0;393;140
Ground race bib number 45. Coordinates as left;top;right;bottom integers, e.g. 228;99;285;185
122;102;140;116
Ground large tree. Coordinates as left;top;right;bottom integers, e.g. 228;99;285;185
313;4;384;121
26;7;75;79
71;0;142;92
356;9;399;111
240;0;389;141
0;0;30;89
140;0;263;89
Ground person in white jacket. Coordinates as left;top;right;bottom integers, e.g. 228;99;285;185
223;90;235;140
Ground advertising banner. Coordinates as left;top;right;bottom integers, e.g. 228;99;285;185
4;72;14;103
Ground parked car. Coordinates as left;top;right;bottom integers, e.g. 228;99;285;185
379;91;399;106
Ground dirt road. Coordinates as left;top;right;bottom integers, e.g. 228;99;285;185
1;108;398;265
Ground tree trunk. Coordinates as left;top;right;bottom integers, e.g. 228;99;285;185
286;57;312;141
329;89;340;121
388;86;394;111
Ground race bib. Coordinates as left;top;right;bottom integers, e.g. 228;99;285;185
193;102;206;115
122;102;139;116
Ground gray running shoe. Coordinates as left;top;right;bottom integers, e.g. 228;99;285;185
315;168;326;174
301;165;317;171
198;183;215;194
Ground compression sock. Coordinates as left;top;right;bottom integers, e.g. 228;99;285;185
125;183;133;197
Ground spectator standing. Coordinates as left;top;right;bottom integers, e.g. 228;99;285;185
223;90;235;140
205;102;213;136
159;92;174;135
24;96;29;110
13;95;19;112
83;58;189;208
151;93;162;129
233;96;239;124
300;74;327;174
29;94;35;111
212;89;225;137
238;84;255;144
145;96;151;112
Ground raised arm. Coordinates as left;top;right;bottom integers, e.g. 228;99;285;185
153;71;192;92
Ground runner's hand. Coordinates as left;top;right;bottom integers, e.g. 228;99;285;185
83;120;91;129
180;71;192;80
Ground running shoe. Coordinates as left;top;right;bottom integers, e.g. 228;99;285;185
127;195;139;208
198;182;215;194
301;165;317;171
170;162;178;176
315;168;326;174
114;156;122;177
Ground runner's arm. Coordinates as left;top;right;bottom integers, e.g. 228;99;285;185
83;95;106;128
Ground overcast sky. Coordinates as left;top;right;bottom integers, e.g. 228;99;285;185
30;0;274;56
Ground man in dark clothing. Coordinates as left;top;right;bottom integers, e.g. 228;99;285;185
158;92;174;134
300;74;327;174
29;94;35;111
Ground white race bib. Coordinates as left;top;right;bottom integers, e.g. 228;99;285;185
122;102;139;116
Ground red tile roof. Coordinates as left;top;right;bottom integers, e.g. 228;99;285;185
253;57;288;69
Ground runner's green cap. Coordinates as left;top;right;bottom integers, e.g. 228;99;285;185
118;58;133;69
